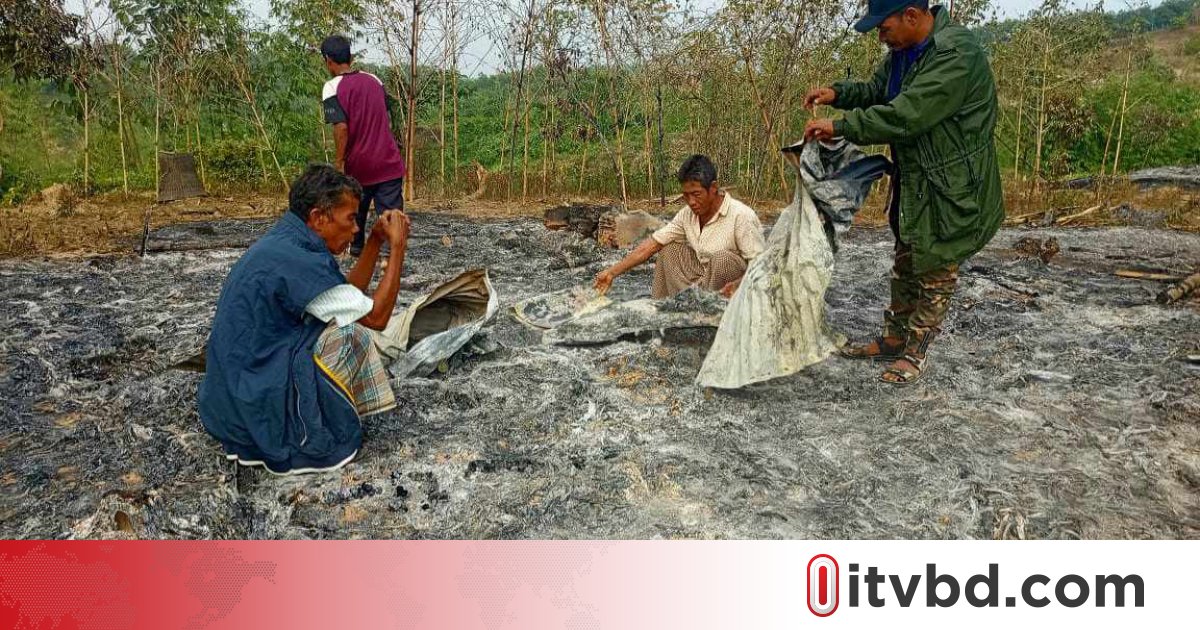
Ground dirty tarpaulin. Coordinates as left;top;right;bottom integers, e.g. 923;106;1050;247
510;285;726;346
372;268;498;377
696;141;885;389
797;139;891;250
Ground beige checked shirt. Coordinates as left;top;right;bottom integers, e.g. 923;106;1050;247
651;193;766;263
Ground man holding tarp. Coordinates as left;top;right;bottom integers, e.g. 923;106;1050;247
594;155;766;299
200;164;410;475
803;0;1003;384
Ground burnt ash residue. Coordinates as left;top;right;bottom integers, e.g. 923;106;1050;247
1;213;1198;539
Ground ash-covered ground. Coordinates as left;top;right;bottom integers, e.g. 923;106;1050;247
1;213;1197;539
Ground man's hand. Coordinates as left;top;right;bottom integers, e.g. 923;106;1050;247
380;210;411;248
719;278;741;299
803;87;837;111
369;215;388;244
804;118;836;143
593;269;615;295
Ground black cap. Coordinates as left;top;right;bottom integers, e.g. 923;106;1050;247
320;35;352;64
854;0;922;33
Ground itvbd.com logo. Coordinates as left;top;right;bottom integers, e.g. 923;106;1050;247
806;554;1144;616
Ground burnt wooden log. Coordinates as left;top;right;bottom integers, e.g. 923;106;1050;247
543;204;612;238
1158;272;1200;305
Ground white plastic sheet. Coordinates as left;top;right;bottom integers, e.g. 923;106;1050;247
372;268;498;377
695;148;847;389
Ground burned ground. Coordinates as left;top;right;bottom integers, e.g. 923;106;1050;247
1;213;1197;539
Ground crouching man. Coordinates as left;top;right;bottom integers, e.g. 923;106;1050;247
199;164;410;475
594;154;765;299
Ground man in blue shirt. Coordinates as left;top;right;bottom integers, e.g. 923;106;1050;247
200;164;410;475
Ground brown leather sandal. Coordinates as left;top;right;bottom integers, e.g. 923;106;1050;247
840;336;905;361
880;353;926;385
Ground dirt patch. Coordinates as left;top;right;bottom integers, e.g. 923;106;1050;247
0;213;1197;539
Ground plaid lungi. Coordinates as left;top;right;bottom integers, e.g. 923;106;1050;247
312;322;396;417
651;242;748;299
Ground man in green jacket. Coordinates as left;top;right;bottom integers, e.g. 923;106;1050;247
804;0;1003;384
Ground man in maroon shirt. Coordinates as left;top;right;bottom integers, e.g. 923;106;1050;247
321;35;408;256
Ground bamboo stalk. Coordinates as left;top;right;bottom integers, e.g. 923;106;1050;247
1111;45;1134;177
405;0;422;202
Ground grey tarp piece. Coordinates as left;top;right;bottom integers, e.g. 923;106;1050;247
372;268;498;377
695;147;848;389
512;286;725;346
511;286;612;329
792;139;891;250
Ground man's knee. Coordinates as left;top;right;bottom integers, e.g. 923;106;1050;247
709;249;745;268
657;241;689;258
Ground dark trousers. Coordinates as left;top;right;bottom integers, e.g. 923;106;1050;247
352;177;405;250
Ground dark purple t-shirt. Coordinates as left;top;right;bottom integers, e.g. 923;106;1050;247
322;71;407;186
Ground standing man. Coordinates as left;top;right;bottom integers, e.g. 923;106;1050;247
594;155;765;300
321;34;408;257
803;0;1003;384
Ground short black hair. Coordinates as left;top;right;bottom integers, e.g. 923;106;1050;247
677;154;718;188
288;163;362;221
320;35;352;64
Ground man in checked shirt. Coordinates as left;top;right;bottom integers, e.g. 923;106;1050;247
594;155;766;300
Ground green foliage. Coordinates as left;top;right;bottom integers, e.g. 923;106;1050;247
1109;0;1198;34
0;0;81;82
1073;69;1200;171
1184;33;1200;56
1;0;1198;204
205;138;264;185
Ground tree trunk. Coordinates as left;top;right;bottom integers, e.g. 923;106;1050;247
542;84;551;197
452;57;459;188
319;102;329;161
1033;43;1049;193
578;134;590;195
592;2;627;205
1096;100;1120;201
643;98;653;200
1012;70;1026;178
439;66;447;193
153;67;161;198
1112;45;1134;177
522;101;530;201
82;88;90;197
450;1;459;188
656;84;666;208
194;115;207;190
405;0;421;202
113;38;129;197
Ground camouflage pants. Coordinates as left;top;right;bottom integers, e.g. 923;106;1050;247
883;242;959;355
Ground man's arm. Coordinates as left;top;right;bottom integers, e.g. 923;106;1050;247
834;45;972;145
358;212;411;331
322;80;350;172
333;122;348;173
831;59;891;111
594;237;665;295
345;219;384;291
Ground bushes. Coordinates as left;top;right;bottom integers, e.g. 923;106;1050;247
203;139;265;188
1183;33;1200;56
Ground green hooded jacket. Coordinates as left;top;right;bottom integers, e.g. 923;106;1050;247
832;6;1004;273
